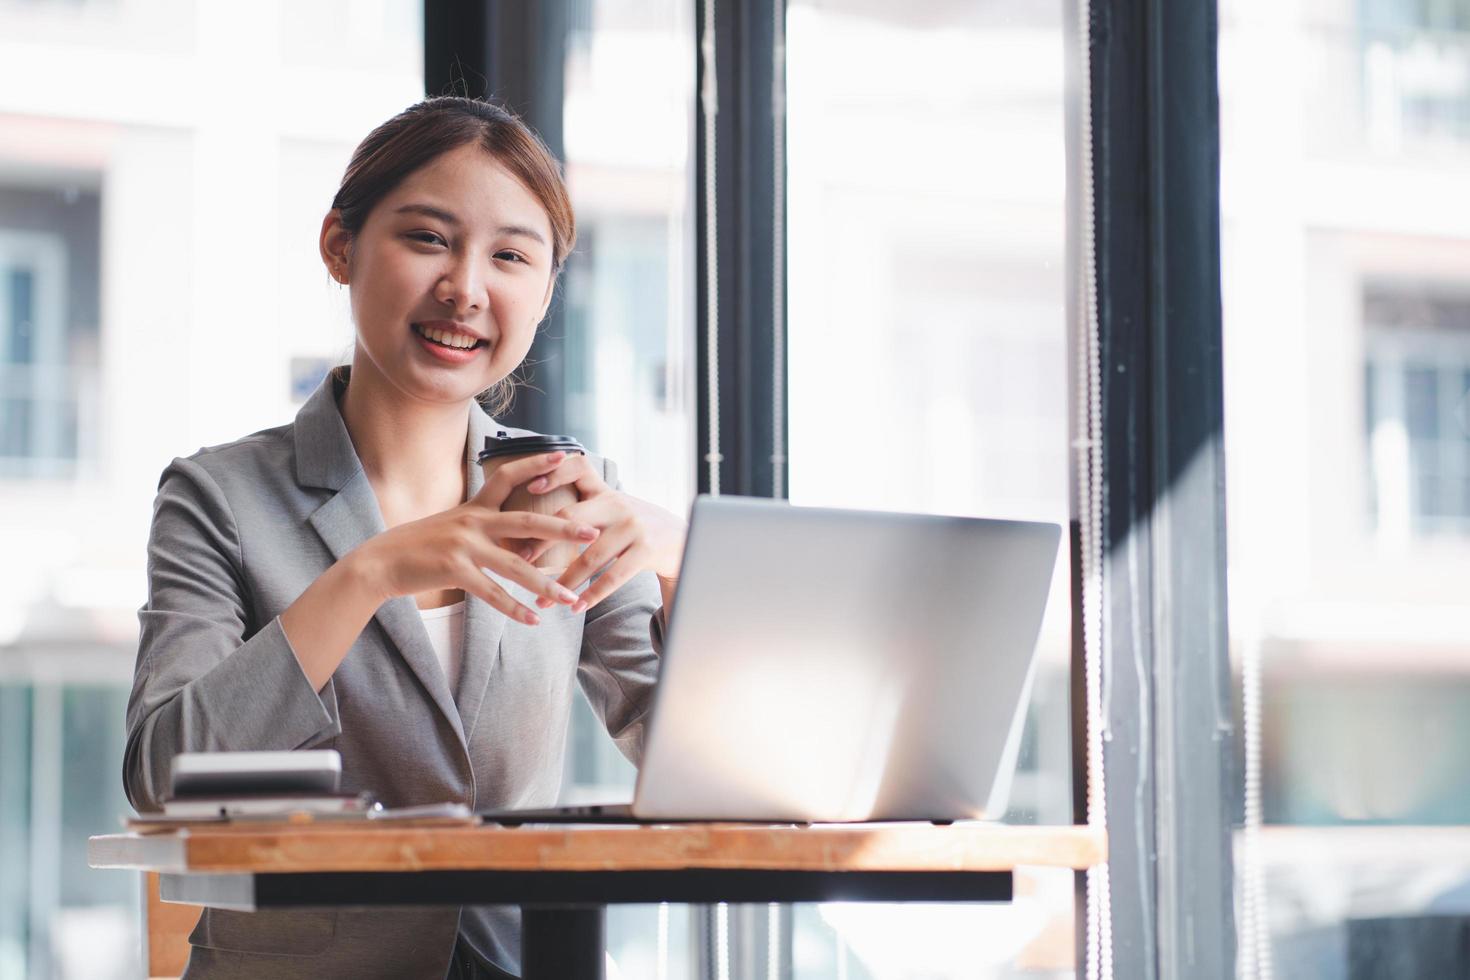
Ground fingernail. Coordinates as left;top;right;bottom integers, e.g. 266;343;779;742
536;597;554;609
520;609;540;625
528;478;547;492
572;599;588;614
557;586;578;603
577;525;599;540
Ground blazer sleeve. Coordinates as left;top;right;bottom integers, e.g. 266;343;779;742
123;457;342;812
575;456;667;767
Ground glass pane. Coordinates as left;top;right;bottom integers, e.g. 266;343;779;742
1222;0;1470;973
0;397;30;459
0;0;424;975
1406;365;1441;440
561;0;696;522
5;267;34;364
0;685;33;980
786;0;1073;975
560;2;696;977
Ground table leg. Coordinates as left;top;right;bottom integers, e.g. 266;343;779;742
521;905;605;980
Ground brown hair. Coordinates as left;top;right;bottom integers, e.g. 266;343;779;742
331;96;576;415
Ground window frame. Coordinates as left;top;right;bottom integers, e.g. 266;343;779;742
1076;0;1237;976
423;0;1241;976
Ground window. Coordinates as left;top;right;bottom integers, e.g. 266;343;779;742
786;0;1069;819
786;0;1074;973
559;0;696;522
1359;0;1470;147
0;190;101;479
1295;0;1470;156
1364;285;1470;537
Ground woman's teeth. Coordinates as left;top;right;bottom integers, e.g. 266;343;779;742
414;324;482;350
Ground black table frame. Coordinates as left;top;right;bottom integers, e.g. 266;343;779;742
160;868;1015;980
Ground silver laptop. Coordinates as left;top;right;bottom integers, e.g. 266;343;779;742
482;495;1060;824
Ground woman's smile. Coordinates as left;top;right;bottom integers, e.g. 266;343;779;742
410;320;489;364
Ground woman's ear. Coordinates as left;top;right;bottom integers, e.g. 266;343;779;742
319;211;352;285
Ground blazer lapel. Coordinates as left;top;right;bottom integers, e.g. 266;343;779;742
455;401;515;738
295;374;468;748
455;591;504;738
307;474;467;747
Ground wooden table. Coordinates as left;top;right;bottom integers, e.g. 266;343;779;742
90;822;1106;979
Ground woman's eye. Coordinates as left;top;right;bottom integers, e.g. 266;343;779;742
495;251;525;264
407;231;446;246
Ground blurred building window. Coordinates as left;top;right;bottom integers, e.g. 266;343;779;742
1352;0;1470;145
1360;0;1470;149
1365;285;1470;537
0;187;100;480
1297;0;1470;156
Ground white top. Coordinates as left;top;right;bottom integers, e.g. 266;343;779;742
417;600;466;692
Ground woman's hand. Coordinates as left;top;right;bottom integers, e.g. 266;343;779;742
517;453;686;613
350;451;599;625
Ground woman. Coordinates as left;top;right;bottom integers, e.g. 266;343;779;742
123;96;686;979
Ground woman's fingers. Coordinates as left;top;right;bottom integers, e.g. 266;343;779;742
556;520;637;596
482;509;601;546
513;540;557;575
526;454;608;499
471;544;581;607
551;493;621;528
571;549;648;612
480;509;598;571
453;562;543;626
505;492;618;567
473;452;569;509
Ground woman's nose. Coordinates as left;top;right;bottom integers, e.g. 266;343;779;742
433;259;485;315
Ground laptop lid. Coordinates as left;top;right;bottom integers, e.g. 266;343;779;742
632;496;1061;822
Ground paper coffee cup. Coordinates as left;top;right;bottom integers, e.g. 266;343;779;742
478;431;587;575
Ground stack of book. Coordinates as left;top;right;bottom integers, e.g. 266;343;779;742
160;790;379;820
127;750;474;828
157;749;375;821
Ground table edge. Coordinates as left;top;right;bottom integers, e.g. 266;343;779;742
89;823;1108;874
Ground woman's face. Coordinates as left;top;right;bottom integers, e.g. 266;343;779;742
323;141;557;406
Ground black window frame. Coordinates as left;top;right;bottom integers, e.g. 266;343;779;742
1075;0;1236;976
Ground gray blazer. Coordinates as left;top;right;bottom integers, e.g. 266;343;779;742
123;373;664;979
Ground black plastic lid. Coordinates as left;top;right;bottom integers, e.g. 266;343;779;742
477;431;586;463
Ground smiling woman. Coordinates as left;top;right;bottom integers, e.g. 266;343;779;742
121;96;685;980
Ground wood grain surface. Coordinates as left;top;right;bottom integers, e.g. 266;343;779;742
91;823;1106;875
144;872;197;978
